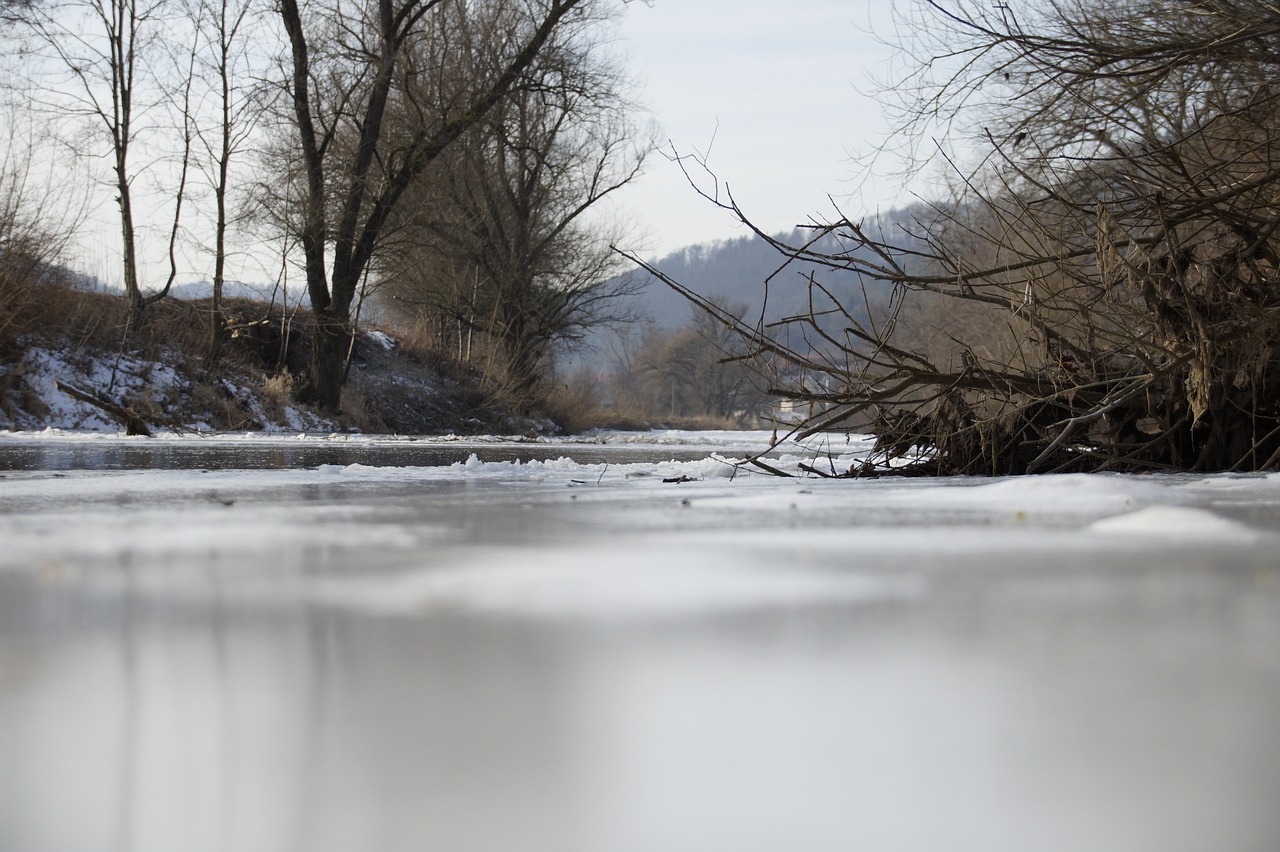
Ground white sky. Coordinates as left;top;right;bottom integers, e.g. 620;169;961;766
611;0;906;256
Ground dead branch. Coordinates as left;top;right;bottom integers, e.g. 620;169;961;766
56;381;152;437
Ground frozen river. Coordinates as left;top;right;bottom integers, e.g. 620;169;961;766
2;430;1280;852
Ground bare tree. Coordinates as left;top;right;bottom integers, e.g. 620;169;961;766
377;0;647;410
273;0;589;411
630;0;1280;474
0;121;83;350
621;301;769;423
190;0;258;355
16;0;191;325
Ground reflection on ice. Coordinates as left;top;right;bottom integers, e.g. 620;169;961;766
313;548;928;618
2;433;1280;852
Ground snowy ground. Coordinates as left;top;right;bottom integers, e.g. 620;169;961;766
2;430;1280;851
10;346;333;432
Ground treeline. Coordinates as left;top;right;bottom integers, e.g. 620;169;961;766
0;0;644;419
588;299;772;427
570;219;916;428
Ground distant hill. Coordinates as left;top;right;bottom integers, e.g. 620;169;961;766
168;280;308;308
54;270;310;309
617;230;818;329
550;205;939;376
616;207;931;334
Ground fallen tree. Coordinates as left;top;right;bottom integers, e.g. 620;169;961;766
55;381;152;437
627;0;1280;475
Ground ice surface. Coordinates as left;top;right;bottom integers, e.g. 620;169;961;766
2;431;1280;852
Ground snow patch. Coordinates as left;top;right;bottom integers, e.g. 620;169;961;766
4;342;333;433
366;330;397;350
1087;506;1258;541
13;347;181;431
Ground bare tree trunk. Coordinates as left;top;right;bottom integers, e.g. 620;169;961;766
204;0;249;358
109;0;145;327
276;0;585;412
56;380;151;436
115;154;144;320
25;0;194;332
311;309;350;411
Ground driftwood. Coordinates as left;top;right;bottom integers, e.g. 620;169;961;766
55;381;151;436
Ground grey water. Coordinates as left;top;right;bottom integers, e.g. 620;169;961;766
0;439;725;471
3;441;1280;852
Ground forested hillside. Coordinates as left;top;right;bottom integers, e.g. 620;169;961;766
553;208;925;428
620;210;926;331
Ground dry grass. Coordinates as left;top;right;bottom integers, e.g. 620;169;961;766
536;370;603;433
258;372;296;427
1;272;119;354
182;378;263;431
337;381;390;433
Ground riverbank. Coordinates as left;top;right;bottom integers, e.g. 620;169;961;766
0;288;557;436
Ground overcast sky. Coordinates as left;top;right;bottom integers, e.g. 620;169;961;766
64;0;910;288
612;0;904;257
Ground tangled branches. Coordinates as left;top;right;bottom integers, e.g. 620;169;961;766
628;1;1280;476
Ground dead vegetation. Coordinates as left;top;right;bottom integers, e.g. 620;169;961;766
0;268;540;434
632;0;1280;476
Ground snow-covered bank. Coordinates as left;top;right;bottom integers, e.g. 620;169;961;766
2;321;537;435
4;345;335;432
